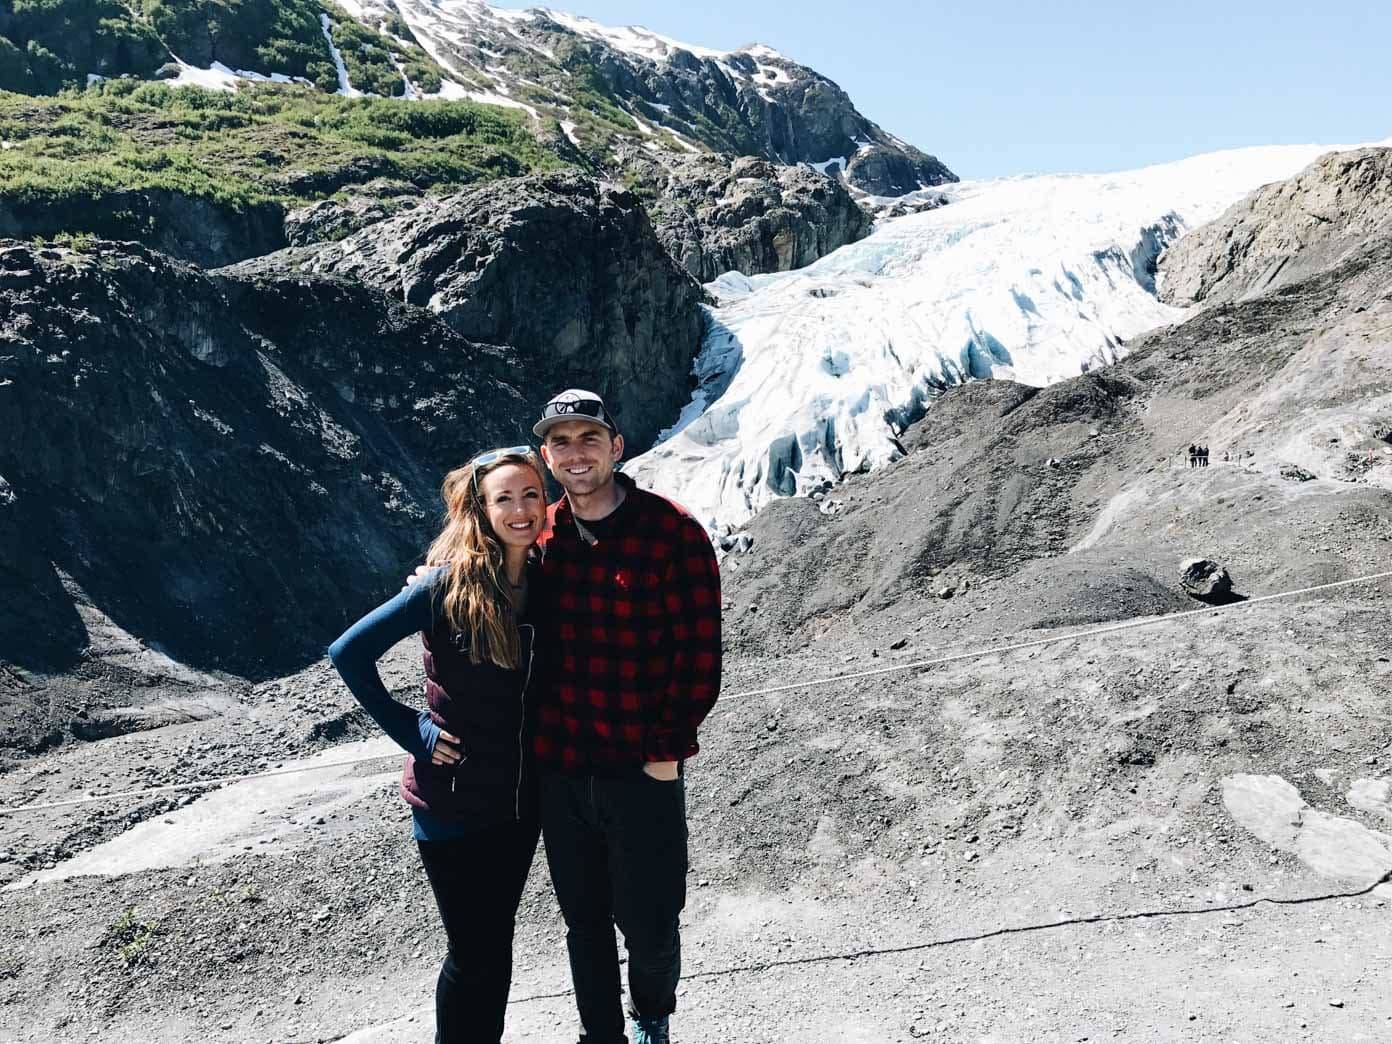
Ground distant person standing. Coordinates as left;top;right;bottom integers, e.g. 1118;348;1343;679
1200;445;1210;467
1188;444;1197;469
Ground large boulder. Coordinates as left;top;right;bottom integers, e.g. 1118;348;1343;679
231;170;705;451
1179;558;1234;600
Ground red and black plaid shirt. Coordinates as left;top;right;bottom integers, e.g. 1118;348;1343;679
534;472;722;772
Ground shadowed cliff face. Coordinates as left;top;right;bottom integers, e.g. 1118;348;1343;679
229;170;707;453
0;189;287;269
0;239;538;693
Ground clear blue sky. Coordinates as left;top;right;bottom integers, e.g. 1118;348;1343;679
509;0;1392;179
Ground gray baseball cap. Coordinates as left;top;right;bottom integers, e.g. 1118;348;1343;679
532;389;620;439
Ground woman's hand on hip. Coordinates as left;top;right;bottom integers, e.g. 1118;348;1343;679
431;730;463;766
642;760;679;781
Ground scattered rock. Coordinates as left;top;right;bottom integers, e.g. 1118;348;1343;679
1179;558;1233;600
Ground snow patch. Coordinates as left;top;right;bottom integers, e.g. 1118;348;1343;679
560;119;581;146
540;9;725;60
807;155;849;178
320;13;363;97
668;129;702;154
391;53;418;100
432;78;471;99
165;60;303;92
741;43;789;62
754;62;792;86
5;739;399;888
1222;773;1392;882
626;143;1349;531
463;89;539;118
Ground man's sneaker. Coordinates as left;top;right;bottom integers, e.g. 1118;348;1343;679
629;1015;670;1044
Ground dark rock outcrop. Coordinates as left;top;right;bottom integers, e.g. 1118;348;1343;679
1179;558;1233;600
842;143;952;198
0;238;532;696
877;194;951;220
233;170;706;450
0;187;286;268
629;152;873;281
1159;147;1392;307
283;192;421;247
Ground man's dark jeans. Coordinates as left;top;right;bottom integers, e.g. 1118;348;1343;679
541;770;689;1044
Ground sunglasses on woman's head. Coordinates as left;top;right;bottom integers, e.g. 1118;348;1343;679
469;445;534;470
469;445;535;498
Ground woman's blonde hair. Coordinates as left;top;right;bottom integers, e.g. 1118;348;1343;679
425;449;546;669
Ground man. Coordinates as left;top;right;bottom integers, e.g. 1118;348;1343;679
531;389;722;1044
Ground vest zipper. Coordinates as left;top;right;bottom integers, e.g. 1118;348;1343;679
515;624;536;820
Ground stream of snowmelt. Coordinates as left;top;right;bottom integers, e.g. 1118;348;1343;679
626;144;1349;532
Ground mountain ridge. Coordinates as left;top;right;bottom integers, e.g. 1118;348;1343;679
0;0;954;197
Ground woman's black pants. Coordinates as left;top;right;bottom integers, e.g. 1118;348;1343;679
417;817;541;1044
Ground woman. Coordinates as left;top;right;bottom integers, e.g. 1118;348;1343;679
328;446;547;1044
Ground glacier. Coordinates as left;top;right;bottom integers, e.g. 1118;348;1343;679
625;144;1353;533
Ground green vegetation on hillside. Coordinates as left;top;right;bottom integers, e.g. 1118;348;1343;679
0;78;562;214
0;0;166;93
323;5;442;97
141;0;337;91
0;0;449;98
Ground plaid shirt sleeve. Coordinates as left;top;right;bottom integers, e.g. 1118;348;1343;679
646;513;723;762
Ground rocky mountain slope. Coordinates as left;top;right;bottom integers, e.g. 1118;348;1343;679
231;169;705;450
0;167;705;752
1159;146;1392;307
0;0;447;96
1;0;925;282
376;0;954;195
622;150;872;282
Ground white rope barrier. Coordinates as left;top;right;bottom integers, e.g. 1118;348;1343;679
2;568;1389;818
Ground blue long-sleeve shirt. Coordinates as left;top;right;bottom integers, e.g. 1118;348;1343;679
328;570;462;840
